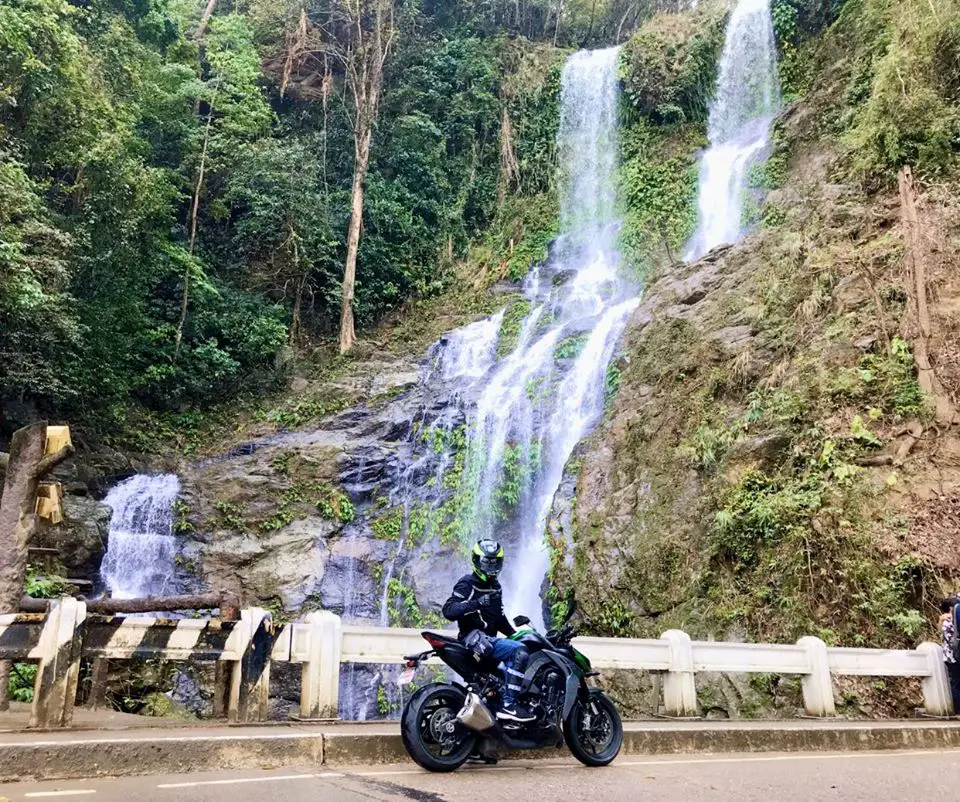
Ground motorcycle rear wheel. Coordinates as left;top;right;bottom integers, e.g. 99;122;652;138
563;688;623;767
400;684;477;772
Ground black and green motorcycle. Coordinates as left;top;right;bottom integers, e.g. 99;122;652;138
399;604;623;772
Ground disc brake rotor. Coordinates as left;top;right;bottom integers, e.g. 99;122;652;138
428;706;457;745
582;705;612;750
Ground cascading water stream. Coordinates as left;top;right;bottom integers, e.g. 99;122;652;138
438;47;640;629
100;474;181;599
684;0;781;260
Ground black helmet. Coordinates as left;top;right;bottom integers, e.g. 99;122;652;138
472;539;504;581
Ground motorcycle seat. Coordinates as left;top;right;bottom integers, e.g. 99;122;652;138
422;631;502;672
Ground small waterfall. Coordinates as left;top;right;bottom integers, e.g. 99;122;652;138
685;0;781;260
439;311;504;382
100;474;181;599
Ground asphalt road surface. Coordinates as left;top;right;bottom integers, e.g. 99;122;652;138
3;750;959;801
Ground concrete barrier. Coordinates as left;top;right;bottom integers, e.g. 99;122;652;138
1;601;952;728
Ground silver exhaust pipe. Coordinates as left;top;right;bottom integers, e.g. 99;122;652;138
456;692;496;731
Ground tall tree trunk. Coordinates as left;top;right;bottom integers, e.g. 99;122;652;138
0;423;73;710
616;3;635;43
194;0;217;40
336;0;394;355
554;0;564;45
289;225;304;347
583;0;599;46
898;166;957;425
340;127;372;354
175;89;217;360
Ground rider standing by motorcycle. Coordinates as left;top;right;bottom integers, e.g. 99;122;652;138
441;539;535;723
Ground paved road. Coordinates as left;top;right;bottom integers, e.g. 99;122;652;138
2;749;959;801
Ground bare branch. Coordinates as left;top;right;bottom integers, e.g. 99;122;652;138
32;444;74;480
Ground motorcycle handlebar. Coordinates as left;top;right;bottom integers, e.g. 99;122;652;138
548;623;576;645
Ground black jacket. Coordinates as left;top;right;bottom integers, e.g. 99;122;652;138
442;573;515;640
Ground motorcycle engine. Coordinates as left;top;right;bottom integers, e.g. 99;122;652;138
540;669;564;719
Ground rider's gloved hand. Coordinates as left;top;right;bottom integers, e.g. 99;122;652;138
478;592;501;611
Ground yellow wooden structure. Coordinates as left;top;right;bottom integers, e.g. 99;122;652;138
36;482;64;524
45;425;72;454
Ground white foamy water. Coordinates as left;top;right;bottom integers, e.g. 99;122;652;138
100;474;181;599
434;47;639;629
685;0;781;260
440;310;504;381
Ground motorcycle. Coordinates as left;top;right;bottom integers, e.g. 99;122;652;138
398;603;623;772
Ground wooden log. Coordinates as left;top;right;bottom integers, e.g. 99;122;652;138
0;423;70;709
20;591;241;616
1;424;49;614
898;166;957;425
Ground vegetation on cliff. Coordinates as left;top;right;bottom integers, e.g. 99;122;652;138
560;0;960;661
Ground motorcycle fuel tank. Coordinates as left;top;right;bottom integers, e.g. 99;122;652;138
456;692;496;731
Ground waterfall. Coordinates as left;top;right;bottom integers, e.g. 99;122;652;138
438;47;639;630
100;474;181;599
685;0;781;261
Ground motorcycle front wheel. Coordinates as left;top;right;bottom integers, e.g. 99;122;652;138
400;684;477;772
563;688;623;767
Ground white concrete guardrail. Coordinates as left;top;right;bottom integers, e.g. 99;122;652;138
1;601;952;728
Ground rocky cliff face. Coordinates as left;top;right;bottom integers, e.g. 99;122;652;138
559;115;960;653
179;347;492;624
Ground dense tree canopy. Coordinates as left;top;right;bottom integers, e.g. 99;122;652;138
0;0;576;436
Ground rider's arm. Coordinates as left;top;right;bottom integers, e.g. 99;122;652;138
442;577;479;621
496;611;515;637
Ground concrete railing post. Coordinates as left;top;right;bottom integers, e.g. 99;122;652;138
229;607;273;723
301;611;342;720
797;636;835;716
917;642;953;716
30;597;86;729
660;629;697;716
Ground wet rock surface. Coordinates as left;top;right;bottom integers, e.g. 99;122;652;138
179;348;471;634
35;495;112;581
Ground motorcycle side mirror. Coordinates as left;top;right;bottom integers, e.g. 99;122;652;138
513;615;531;627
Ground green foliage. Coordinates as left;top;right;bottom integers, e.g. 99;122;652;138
372;507;403;541
257;395;351;430
748;124;790;191
24;565;74;598
838;0;960;180
618;118;702;273
495;441;541;517
496;299;533;358
827;337;928;420
270;452;294;476
593;597;633;637
171;498;194;534
384;577;443;628
8;663;37;703
620;7;728;124
212;500;247;531
712;469;825;565
316;487;355;523
0;0;564;440
604;361;623;402
554;333;589;360
377;684;391;715
770;0;846;97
